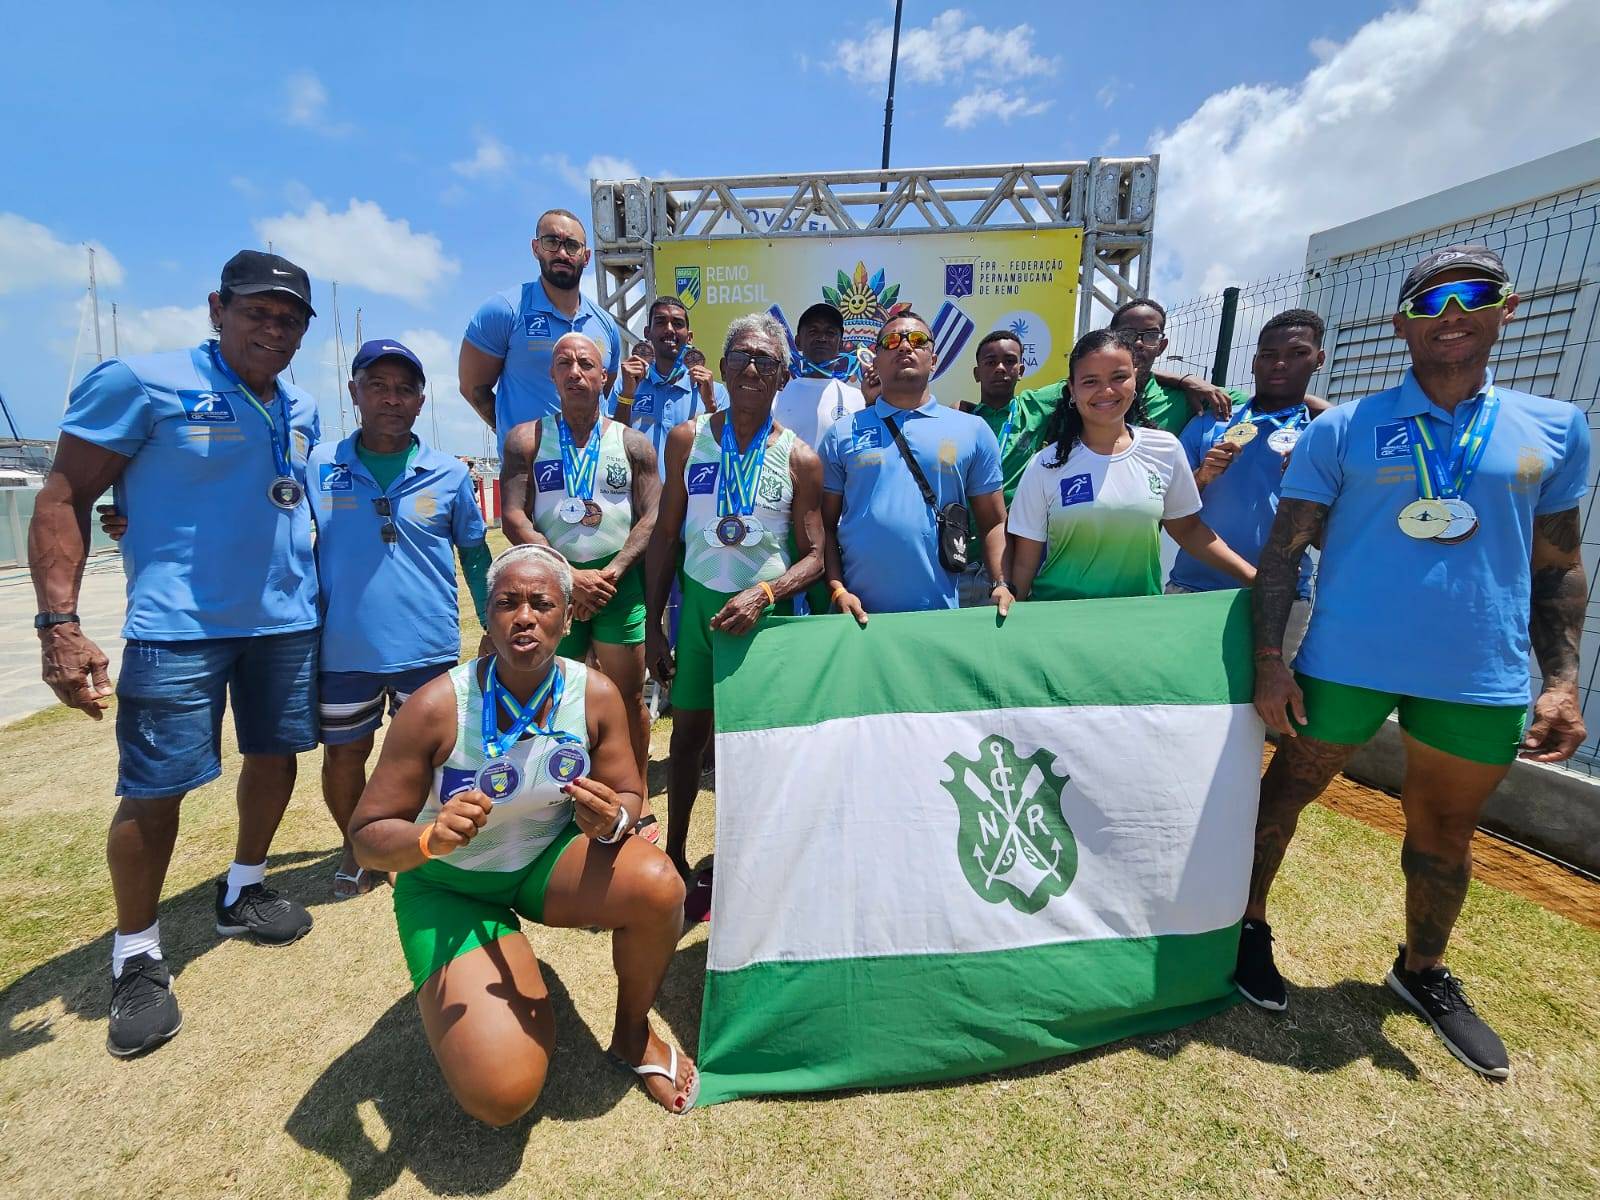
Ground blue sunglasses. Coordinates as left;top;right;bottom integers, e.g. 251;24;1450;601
1400;278;1512;320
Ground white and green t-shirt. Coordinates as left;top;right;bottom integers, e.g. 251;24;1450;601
1008;426;1201;601
528;416;633;565
681;414;796;594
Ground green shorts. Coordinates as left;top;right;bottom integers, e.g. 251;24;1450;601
1295;673;1527;766
673;571;790;710
558;556;646;658
391;822;581;990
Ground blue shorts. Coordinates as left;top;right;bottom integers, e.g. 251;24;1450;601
319;662;453;745
115;629;319;799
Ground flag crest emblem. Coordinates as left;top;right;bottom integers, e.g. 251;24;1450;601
675;266;701;309
942;736;1077;914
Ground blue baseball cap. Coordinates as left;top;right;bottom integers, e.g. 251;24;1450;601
351;338;426;382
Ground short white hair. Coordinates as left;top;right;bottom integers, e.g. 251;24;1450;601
552;331;606;362
486;544;572;606
722;312;788;361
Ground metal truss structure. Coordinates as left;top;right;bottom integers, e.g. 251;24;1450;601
589;159;1157;343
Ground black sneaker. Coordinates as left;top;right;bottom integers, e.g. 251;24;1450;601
108;953;182;1057
1234;919;1288;1011
215;879;313;945
1386;945;1509;1078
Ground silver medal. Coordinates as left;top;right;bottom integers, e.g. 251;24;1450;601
1267;427;1300;455
557;497;587;524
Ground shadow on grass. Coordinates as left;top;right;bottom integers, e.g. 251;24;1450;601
285;941;709;1198
0;848;336;1062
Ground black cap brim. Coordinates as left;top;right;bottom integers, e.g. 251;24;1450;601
230;282;317;318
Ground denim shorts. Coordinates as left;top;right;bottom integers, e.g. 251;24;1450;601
115;629;319;798
319;661;452;745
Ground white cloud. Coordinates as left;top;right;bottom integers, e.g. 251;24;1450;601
254;200;459;303
282;70;351;136
544;153;640;193
1096;80;1121;109
834;9;1054;87
0;213;123;294
1151;0;1600;297
112;303;211;355
452;134;512;179
944;89;1050;130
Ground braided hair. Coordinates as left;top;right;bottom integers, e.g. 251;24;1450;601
1043;328;1149;468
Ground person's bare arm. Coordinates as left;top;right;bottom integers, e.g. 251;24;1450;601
458;340;504;430
1154;368;1233;419
709;440;825;635
608;428;661;578
969;489;1012;614
1523;507;1587;762
1251;499;1327;735
1008;535;1045;601
567;669;644;841
29;434;128;718
643;422;693;682
499;420;547;547
821;489;865;625
1163;514;1256;586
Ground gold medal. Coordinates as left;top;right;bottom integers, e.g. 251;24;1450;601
1221;422;1258;447
1397;498;1451;539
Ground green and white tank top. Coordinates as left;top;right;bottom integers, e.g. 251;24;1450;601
421;657;589;873
681;413;796;593
528;416;633;561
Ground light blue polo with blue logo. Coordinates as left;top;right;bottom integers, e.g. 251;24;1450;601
1172;398;1314;597
819;397;1003;613
464;278;621;449
623;363;728;478
59;342;320;640
308;433;486;673
1281;369;1589;705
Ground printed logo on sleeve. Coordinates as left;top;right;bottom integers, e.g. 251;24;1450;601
631;392;656;417
178;390;236;423
852;426;883;453
1374;420;1413;460
534;460;564;493
1059;474;1094;506
319;463;353;492
525;313;552;339
687;462;719;495
438;766;476;802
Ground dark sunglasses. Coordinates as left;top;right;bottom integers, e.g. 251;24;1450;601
1399;278;1512;320
725;350;784;378
372;497;398;544
878;329;933;351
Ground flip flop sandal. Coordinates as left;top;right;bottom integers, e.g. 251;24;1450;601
610;1042;699;1115
633;814;661;844
332;868;369;900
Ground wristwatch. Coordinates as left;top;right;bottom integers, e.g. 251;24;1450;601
990;579;1014;594
34;612;80;630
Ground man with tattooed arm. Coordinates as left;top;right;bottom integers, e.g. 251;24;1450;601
1239;245;1590;1079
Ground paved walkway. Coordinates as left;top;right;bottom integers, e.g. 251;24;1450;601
0;551;126;726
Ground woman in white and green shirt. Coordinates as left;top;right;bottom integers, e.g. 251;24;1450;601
1008;328;1255;601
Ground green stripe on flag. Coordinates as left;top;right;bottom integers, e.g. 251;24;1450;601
712;589;1253;733
696;925;1242;1105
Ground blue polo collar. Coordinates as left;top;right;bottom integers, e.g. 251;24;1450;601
873;395;940;421
1394;367;1493;422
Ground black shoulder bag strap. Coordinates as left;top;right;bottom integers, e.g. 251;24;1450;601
883;412;970;573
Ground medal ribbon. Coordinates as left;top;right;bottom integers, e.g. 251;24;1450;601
1406;387;1498;501
1226;401;1307;438
717;413;773;518
556;416;602;501
208;341;293;481
791;350;858;381
997;399;1017;455
481;657;574;758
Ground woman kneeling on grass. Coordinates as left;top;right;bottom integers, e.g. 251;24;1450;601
350;544;696;1123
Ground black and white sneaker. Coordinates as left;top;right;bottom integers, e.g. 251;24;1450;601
1386;945;1510;1079
215;879;313;945
108;953;182;1057
1234;919;1288;1011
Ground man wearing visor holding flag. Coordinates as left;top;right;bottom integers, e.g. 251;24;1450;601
1243;245;1590;1079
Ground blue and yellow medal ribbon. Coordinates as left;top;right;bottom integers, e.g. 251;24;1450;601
1226;401;1307;439
717;413;773;518
556;416;602;500
1406;387;1498;501
208;341;293;479
482;657;566;759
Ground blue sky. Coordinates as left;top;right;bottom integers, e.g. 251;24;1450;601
4;0;1595;454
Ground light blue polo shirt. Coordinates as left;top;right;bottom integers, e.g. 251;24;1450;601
624;363;728;478
819;397;1003;613
464;277;622;449
308;433;487;673
1282;369;1589;705
60;342;320;641
1171;398;1314;597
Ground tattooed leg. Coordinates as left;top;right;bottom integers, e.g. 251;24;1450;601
1396;732;1510;971
1247;734;1361;921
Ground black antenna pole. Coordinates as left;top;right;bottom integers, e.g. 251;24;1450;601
878;0;905;193
0;388;20;440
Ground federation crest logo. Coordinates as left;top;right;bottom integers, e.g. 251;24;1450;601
757;468;785;506
604;460;630;492
412;492;438;520
179;390;236;423
319;463;353;492
945;263;974;299
1374;420;1412;459
675;266;701;310
1146;469;1165;497
941;736;1077;914
687;462;719;494
534;460;564;493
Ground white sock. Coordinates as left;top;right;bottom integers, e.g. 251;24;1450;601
223;860;267;907
112;921;161;978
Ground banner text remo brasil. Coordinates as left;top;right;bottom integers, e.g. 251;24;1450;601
209;341;303;510
476;657;589;802
1395;388;1497;545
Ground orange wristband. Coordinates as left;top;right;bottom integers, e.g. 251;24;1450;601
759;581;776;606
418;825;437;860
830;584;847;608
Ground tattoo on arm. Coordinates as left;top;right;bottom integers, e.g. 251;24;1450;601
1530;508;1585;688
1252;499;1327;650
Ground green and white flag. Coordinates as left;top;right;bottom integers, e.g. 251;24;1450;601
697;589;1260;1105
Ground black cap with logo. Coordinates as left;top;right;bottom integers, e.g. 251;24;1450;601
1397;244;1509;306
220;250;316;317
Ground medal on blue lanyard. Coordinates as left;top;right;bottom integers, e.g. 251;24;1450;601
1220;401;1306;452
996;399;1017;456
477;658;588;799
708;412;773;549
791;349;857;382
209;342;302;510
555;416;603;526
1398;387;1497;543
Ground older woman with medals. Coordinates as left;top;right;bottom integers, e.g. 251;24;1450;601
350;544;696;1123
644;311;825;908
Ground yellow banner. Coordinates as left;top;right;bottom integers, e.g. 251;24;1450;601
653;228;1081;398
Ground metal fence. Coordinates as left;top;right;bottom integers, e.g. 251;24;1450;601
1161;190;1600;773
